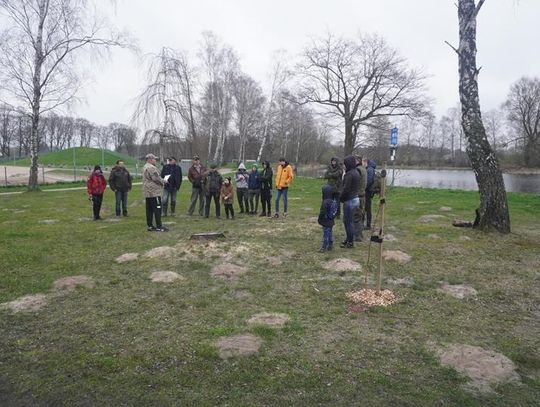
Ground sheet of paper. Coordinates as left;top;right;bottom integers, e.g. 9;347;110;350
164;174;171;181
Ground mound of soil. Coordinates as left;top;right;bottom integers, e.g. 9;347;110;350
383;250;412;264
384;234;397;242
216;334;263;359
439;206;453;212
247;312;290;328
211;263;247;280
438;344;520;393
115;253;139;264
459;236;472;241
39;219;59;224
53;275;94;291
143;246;176;259
150;271;184;283
419;214;446;223
428;234;441;240
2;294;47;313
438;283;477;299
323;258;361;272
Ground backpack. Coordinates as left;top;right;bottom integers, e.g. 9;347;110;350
372;171;382;195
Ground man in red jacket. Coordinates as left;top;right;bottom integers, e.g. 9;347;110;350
86;165;107;220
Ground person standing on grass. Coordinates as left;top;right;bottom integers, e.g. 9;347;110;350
187;155;206;216
323;157;343;219
203;163;223;218
86;165;107;220
274;157;294;218
259;160;273;217
221;176;235;219
161;156;182;217
143;153;168;232
235;162;249;214
363;157;377;230
340;155;360;248
108;160;132;217
353;155;367;242
247;164;261;214
318;184;338;252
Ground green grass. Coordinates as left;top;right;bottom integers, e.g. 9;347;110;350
0;179;539;405
7;147;142;168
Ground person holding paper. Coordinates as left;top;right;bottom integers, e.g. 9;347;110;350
143;153;168;232
160;156;182;217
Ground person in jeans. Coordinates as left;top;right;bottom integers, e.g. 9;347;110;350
143;153;168;232
235;163;249;214
161;156;182;216
86;165;107;220
247;164;261;214
108;160;132;217
203;163;223;218
340;155;360;248
274;157;294;218
318;184;338;252
323;157;343;219
259;160;273;217
187;155;206;216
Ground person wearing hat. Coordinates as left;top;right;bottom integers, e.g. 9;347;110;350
235;162;249;214
143;153;168;232
86;165;107;220
247;164;261;214
160;156;182;217
187;155;206;216
274;157;294;218
202;163;223;218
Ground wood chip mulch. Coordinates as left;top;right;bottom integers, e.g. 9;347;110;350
346;288;397;307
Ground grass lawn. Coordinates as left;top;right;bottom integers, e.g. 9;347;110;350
0;177;539;406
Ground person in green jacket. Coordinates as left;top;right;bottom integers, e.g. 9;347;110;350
324;157;343;219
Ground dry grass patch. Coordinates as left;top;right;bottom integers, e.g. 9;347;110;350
438;344;520;393
53;275;94;292
38;219;59;224
247;312;290;328
150;271;184;283
216;334;263;359
439;206;453;212
1;294;47;313
419;214;446;223
383;250;411;264
115;252;139;264
323;258;361;272
438;283;477;300
143;246;176;259
211;263;247;280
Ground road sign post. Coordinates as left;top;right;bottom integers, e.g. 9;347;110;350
390;127;398;186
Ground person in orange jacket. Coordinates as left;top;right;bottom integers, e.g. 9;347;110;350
86;165;107;220
274;157;294;218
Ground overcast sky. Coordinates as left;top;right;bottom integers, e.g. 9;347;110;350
78;0;540;126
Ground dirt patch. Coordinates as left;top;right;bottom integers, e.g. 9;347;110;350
53;275;94;292
232;290;253;300
150;271;184;283
459;236;472;241
438;344;520;393
211;263;247;280
323;258;361;272
384;234;397;242
39;219;59;224
266;250;295;266
439;206;453;212
143;246;176;259
419;214;446;223
216;334;263;359
386;277;414;287
438;283;477;299
383;250;412;264
428;234;441;240
1;294;47;313
76;217;92;222
247;312;290;328
106;218;121;222
115;252;139;263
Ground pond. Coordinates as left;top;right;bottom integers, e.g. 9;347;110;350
297;167;540;194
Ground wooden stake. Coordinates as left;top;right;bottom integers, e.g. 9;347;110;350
376;163;388;295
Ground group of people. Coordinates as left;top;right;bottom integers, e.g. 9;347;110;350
85;153;296;232
318;155;378;252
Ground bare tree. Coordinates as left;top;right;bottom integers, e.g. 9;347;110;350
503;76;540;167
297;33;427;156
447;0;510;232
0;0;129;190
0;104;14;157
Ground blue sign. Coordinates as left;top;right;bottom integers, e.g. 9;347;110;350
390;127;398;146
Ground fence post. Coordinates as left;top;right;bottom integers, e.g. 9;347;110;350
4;166;7;187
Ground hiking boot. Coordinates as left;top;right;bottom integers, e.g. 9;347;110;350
147;226;155;232
283;212;288;218
340;241;354;249
155;226;169;232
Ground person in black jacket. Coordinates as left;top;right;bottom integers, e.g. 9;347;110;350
318;184;338;252
340;155;360;248
258;160;273;217
109;160;132;217
161;157;183;217
203;163;223;218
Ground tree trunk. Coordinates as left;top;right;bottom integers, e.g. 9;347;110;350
343;118;354;156
457;0;510;233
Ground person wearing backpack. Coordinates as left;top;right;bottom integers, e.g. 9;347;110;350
203;163;223;218
318;184;338;252
363;158;377;230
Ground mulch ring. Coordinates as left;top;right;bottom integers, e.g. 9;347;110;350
216;334;263;359
211;263;247;280
346;288;398;307
247;312;290;328
53;275;95;292
1;294;48;313
323;258;361;272
437;344;520;393
150;271;184;283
